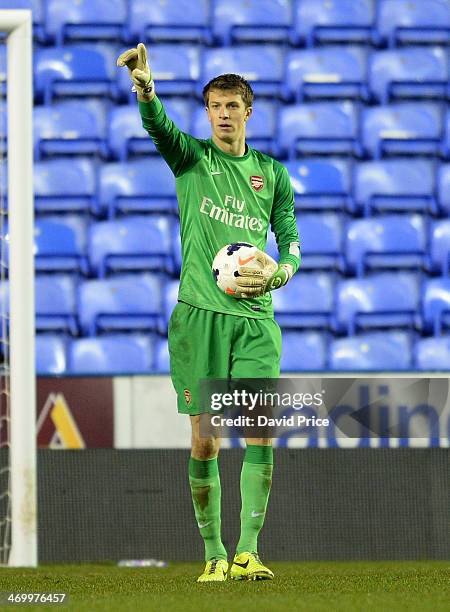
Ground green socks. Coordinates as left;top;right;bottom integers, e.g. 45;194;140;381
189;456;227;561
236;444;273;555
189;446;273;560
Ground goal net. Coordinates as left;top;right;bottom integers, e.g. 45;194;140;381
0;10;36;567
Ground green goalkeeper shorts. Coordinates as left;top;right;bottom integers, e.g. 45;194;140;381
168;301;282;415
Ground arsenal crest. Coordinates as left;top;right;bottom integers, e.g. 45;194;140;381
250;175;264;192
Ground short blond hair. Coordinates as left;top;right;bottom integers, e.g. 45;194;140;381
203;73;254;108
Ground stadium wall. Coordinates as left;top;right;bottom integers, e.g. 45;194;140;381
38;448;449;562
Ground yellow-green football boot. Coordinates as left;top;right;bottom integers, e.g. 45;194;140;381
197;558;228;582
230;552;274;581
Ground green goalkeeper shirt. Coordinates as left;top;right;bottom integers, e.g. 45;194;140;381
139;97;300;319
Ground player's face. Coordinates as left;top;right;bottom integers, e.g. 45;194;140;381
206;90;252;145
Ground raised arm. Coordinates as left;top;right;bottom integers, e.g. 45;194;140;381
117;43;204;177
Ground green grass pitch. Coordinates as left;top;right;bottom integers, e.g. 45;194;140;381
0;561;448;611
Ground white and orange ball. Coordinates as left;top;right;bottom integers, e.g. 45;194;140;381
212;242;266;298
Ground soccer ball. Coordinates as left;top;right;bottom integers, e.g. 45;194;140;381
212;242;267;298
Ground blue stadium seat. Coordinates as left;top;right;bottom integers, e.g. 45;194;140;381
414;337;450;371
34;215;88;275
286;159;351;211
108;105;153;160
279;102;361;159
353;160;436;215
296;213;344;270
375;0;450;47
280;331;327;371
68;334;153;374
189;106;209;140
293;0;375;46
36;334;67;375
0;162;6;207
212;0;292;45
0;45;5;98
442;110;450;159
429;220;450;275
423;278;450;335
34;101;108;159
284;47;368;102
272;272;334;329
361;103;443;159
334;273;420;335
242;101;278;155
99;159;177;217
34;158;97;214
0;0;46;43
78;274;162;336
117;44;200;100
35;45;117;104
35;274;78;335
163;279;180;327
88;215;173;277
68;98;108;130
346;215;426;276
191;100;277;155
438;164;450;214
0;107;5;157
202;46;284;98
127;0;211;44
46;0;127;45
369;47;448;104
154;337;170;373
148;45;200;98
329;331;412;371
0;280;7;322
265;231;278;261
108;99;191;161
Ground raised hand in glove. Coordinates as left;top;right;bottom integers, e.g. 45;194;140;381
116;42;154;100
235;250;294;298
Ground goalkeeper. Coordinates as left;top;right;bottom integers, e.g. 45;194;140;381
117;44;300;582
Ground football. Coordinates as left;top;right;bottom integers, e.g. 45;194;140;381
212;242;275;298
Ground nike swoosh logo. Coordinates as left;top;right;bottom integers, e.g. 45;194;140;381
233;559;250;569
239;255;255;266
251;511;265;518
211;171;222;175
198;520;212;529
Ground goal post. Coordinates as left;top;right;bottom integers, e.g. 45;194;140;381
1;9;36;567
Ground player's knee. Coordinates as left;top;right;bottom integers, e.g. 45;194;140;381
190;415;220;459
191;435;219;460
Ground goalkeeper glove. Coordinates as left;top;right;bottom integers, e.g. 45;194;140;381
235;250;294;298
116;42;154;99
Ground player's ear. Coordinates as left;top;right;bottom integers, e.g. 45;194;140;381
245;106;252;121
205;104;212;123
